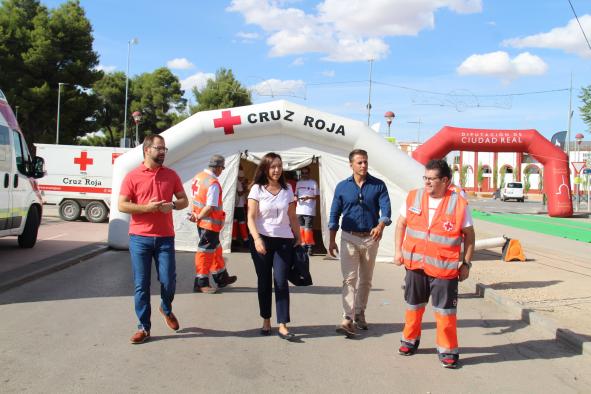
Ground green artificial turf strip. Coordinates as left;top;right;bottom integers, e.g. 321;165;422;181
472;210;591;243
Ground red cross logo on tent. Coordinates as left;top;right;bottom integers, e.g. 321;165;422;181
213;110;241;135
74;151;93;171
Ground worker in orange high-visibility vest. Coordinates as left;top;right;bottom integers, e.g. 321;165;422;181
189;154;237;293
394;159;475;369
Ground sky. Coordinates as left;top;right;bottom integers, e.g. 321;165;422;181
45;0;591;142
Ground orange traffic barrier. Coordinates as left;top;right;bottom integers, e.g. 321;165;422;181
502;238;526;262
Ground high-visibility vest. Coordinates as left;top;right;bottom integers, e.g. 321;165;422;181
191;171;225;232
402;186;467;279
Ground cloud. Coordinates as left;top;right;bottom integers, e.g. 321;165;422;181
228;0;482;62
236;31;261;42
167;58;195;70
291;57;305;66
180;72;215;92
95;65;116;73
457;51;548;81
502;14;591;58
321;70;335;77
250;79;306;97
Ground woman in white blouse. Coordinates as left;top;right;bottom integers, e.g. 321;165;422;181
247;152;301;341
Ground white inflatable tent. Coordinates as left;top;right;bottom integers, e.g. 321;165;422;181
108;100;424;261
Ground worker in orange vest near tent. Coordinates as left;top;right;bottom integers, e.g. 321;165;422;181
394;159;475;369
189;154;237;293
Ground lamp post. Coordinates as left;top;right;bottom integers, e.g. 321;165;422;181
123;37;139;148
132;111;142;147
384;111;395;137
575;133;584;211
14;106;19;122
56;82;66;144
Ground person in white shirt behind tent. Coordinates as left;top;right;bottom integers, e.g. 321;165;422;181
295;166;320;256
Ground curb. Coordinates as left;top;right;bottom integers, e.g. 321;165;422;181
465;279;590;356
0;243;109;294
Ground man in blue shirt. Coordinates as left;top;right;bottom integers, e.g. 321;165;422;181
329;149;392;337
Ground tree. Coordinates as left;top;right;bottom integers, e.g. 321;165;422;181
91;68;186;146
130;67;187;141
493;162;498;189
477;163;484;191
499;166;507;189
460;165;469;188
0;0;101;145
92;72;126;146
580;86;591;133
190;68;251;113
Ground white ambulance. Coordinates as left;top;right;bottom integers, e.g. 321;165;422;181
0;89;45;248
34;144;130;223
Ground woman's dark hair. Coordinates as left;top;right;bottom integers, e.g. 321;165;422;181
250;152;287;189
425;159;452;180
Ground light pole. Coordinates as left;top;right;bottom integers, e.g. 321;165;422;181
123;37;139;148
366;59;374;126
14;105;19;122
132;110;142;147
56;82;66;144
384;111;395;137
575;133;584;212
408;118;422;143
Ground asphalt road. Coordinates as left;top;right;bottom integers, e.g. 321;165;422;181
0;205;108;275
1;251;590;393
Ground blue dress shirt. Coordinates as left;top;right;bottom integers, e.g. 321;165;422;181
328;173;392;232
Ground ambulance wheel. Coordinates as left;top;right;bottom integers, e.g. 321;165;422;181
85;201;108;223
59;200;81;221
18;206;40;248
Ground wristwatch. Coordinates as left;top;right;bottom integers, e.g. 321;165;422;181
462;260;472;269
171;201;177;210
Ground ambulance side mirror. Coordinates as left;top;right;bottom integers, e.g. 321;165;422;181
30;156;45;179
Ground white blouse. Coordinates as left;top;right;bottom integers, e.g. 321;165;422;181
248;185;295;238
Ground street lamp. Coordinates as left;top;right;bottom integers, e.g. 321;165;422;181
132;110;142;147
384;111;395;137
575;133;584;161
56;82;67;144
123;37;139;148
575;133;584;211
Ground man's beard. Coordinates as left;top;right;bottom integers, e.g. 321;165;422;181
153;154;165;165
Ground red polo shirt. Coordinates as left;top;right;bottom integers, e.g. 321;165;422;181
120;163;184;237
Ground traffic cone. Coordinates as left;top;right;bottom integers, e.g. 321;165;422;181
501;238;525;262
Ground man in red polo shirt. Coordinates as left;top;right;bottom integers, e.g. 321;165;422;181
119;134;189;344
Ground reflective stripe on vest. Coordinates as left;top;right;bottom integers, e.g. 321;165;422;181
192;171;225;232
402;251;460;272
402;187;466;279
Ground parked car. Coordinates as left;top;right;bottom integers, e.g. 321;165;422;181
501;181;524;202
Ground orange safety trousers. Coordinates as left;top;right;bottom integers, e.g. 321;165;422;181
298;215;315;245
232;221;249;241
195;228;226;278
401;268;459;355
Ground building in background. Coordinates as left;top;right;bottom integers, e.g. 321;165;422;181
396;139;591;195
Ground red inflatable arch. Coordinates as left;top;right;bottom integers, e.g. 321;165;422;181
412;126;573;217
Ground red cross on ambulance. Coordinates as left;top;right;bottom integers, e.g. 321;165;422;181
74;151;94;171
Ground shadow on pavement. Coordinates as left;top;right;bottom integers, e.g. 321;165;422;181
489;280;562;290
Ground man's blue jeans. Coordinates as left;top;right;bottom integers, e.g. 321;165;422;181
129;235;176;331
